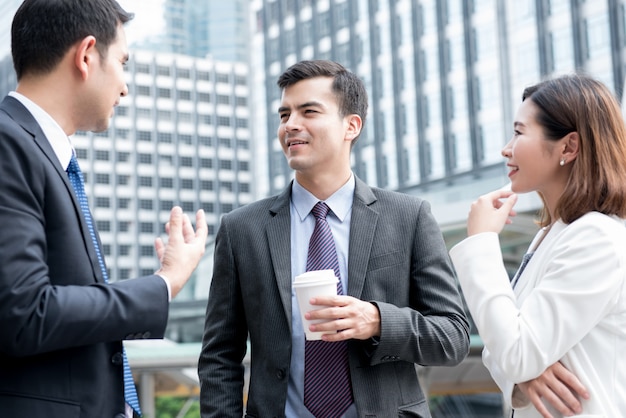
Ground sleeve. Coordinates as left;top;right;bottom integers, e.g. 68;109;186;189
198;215;248;418
450;221;625;385
0;128;169;357
367;199;471;367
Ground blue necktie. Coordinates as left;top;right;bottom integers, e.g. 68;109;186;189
304;202;353;417
66;154;142;416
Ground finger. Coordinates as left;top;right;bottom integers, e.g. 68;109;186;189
554;362;589;400
154;237;165;261
167;206;183;240
195;209;208;239
181;213;194;241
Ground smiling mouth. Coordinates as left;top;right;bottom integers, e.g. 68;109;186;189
288;140;308;148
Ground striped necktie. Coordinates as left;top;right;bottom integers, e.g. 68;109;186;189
304;202;353;417
66;154;142;416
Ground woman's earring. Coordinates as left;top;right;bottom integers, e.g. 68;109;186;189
560;158;566;166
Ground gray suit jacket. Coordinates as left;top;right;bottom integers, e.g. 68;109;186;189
198;178;470;417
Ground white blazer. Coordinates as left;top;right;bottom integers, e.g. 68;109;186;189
450;212;626;417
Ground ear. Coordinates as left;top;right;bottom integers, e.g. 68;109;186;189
344;114;362;142
73;36;98;81
561;132;579;163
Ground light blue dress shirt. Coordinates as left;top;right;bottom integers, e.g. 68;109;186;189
285;174;358;418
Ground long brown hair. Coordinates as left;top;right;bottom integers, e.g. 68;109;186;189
522;74;626;226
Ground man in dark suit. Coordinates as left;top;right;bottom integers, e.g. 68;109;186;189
198;60;470;417
0;1;208;417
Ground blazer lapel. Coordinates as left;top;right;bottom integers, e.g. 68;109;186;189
347;177;379;298
267;185;294;327
1;96;104;283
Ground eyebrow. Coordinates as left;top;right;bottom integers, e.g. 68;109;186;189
513;121;525;129
278;101;325;114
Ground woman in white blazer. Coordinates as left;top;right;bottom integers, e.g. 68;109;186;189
450;74;626;418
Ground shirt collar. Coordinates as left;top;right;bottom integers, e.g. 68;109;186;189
9;91;74;170
292;173;355;222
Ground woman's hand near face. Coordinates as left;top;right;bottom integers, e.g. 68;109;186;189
467;190;518;236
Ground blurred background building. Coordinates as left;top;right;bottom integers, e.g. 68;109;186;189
2;0;626;416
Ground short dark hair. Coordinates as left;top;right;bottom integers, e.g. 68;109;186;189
277;60;368;142
11;0;133;80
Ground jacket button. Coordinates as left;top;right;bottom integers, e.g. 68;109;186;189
111;352;124;366
276;369;285;379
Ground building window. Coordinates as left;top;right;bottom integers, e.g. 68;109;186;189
118;198;130;209
219;160;233;170
235;118;248;128
75;148;88;159
160;200;174;211
119;221;131;232
157;66;170;76
178;90;191;101
235;75;246;86
139;199;153;210
136;85;151;96
236;96;247;106
180;156;193;167
140;222;154;233
200;158;213;168
202;202;214;213
158;132;172;143
197;71;210;80
96;220;111;231
117;175;130;185
139;176;153;187
200;180;214;190
220;181;233;191
216;73;229;83
217;95;230;105
96;197;110;208
181;179;194;189
222;203;234;213
136;63;151;74
199;136;212;146
95;150;110;161
138;153;152;164
238;161;249;171
116;129;129;139
96;173;110;184
160;177;173;188
198;92;211;103
119;245;131;256
177;68;191;79
182;201;195;212
158;88;171;98
119;268;130;279
218;137;231;148
240;183;250;193
140;245;153;257
137;131;152;142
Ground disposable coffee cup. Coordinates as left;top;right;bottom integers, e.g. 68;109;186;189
293;269;338;340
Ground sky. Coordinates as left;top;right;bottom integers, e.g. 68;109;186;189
117;0;165;46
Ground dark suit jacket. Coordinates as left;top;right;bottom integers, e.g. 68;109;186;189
0;96;169;418
198;178;470;417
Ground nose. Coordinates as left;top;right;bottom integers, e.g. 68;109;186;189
120;83;128;97
283;114;302;133
501;138;513;158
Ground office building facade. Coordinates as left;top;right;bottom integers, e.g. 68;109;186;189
250;0;626;236
68;51;253;288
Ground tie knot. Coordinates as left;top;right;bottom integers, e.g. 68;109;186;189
67;154;80;174
311;201;330;220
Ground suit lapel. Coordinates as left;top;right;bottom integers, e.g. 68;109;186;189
1;96;104;283
267;185;294;326
347;177;379;298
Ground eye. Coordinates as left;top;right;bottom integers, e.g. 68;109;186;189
513;129;521;137
279;113;289;121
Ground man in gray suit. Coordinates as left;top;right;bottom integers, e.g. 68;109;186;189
198;60;470;417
